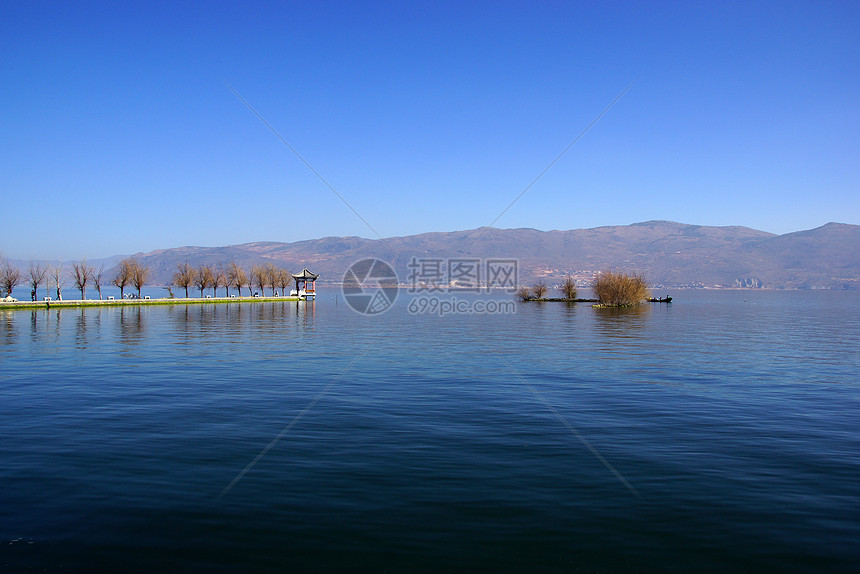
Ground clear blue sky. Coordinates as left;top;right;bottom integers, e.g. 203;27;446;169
2;1;857;260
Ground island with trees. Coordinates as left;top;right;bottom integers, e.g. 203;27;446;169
518;272;658;307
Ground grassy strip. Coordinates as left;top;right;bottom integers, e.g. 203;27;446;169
0;296;302;310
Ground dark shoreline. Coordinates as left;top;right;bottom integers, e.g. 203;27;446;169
520;298;600;303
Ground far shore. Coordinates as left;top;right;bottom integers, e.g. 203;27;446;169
0;295;303;310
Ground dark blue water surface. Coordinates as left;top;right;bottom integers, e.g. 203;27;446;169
1;290;858;572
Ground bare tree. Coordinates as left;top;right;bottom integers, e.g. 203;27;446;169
593;271;650;306
237;265;249;296
1;261;21;297
28;261;48;301
264;263;278;296
251;264;266;296
50;264;64;301
515;286;532;301
130;259;150;298
195;265;213;297
227;262;248;297
212;264;226;298
221;264;231;298
173;262;195;298
532;280;548;300
226;262;238;296
276;268;291;297
113;258;133;299
559;276;577;300
93;264;106;300
72;258;94;300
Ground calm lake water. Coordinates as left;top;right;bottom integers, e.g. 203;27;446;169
1;290;858;572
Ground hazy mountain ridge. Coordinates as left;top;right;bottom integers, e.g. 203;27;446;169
131;221;860;289
13;221;855;290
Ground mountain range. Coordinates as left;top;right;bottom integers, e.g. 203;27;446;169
105;220;858;290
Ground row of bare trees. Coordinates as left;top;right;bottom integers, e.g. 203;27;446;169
58;257;150;300
172;262;292;298
0;256;145;301
1;257;105;301
1;254;295;301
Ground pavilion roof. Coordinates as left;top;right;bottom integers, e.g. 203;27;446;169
292;268;319;280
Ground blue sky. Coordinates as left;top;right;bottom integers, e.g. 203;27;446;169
2;1;857;260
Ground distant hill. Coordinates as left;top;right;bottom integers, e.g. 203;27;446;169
112;221;860;289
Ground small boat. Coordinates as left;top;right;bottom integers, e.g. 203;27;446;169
647;296;672;303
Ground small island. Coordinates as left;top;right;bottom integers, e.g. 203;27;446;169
517;272;661;307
